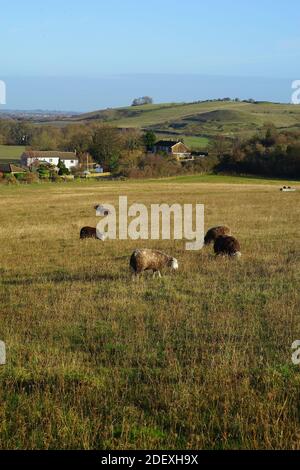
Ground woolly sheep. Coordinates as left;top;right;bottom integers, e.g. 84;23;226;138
204;225;231;245
80;226;106;240
94;204;111;216
130;248;178;278
214;235;241;258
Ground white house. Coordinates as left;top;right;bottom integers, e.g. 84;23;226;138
21;151;79;170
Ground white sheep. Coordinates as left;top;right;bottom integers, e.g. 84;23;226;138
130;248;178;278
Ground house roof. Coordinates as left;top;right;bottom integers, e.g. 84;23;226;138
155;140;182;147
0;163;26;173
30;160;53;168
22;151;77;160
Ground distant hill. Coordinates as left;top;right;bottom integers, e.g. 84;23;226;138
72;101;300;128
69;100;300;141
4;100;300;150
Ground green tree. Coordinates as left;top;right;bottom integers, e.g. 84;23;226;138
8;122;33;145
89;126;122;173
143;130;156;151
57;159;70;176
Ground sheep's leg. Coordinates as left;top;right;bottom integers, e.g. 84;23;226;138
131;270;140;281
157;271;162;278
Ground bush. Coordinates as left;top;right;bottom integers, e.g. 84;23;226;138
4;174;19;185
23;172;39;184
14;173;26;181
51;174;63;183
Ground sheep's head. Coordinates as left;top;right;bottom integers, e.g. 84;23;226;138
170;257;179;270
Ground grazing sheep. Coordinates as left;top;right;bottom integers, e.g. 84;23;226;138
80;226;106;240
130;248;178;278
204;225;231;245
214;235;241;258
94;204;110;216
280;186;296;192
80;226;97;239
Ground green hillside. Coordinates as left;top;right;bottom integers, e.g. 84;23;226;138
72;100;300;128
22;100;300;151
69;100;300;148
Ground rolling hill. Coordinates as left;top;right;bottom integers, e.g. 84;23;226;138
19;100;300;150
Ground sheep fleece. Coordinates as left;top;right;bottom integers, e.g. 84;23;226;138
214;235;241;256
204;225;231;245
80;226;97;239
130;249;173;273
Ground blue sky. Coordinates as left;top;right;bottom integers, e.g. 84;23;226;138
1;0;300;110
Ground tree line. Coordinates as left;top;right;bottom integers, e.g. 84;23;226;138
214;124;300;179
1;119;299;179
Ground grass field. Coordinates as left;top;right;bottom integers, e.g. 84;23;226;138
0;176;300;449
0;145;25;164
182;135;210;149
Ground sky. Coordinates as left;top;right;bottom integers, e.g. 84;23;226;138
0;0;300;110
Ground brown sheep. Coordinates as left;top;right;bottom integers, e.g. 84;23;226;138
80;226;106;240
80;226;97;239
130;248;179;278
204;225;231;245
214;235;241;258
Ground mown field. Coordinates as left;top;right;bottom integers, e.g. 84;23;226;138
0;176;300;449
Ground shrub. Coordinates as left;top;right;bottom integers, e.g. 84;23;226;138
23;172;39;184
4;174;19;185
51;174;63;183
14;173;25;181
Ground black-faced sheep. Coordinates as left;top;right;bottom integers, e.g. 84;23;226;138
214;235;241;258
80;226;97;239
94;204;110;216
130;248;179;278
80;226;106;240
204;225;231;245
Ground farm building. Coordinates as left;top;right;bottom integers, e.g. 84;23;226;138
0;163;27;176
153;140;193;162
21;151;79;170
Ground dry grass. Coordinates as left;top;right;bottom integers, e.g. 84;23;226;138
0;178;300;449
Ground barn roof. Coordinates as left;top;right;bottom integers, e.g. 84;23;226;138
22;151;77;160
0;163;26;173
